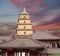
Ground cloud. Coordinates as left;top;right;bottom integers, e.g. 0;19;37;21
41;13;58;22
0;13;17;17
32;8;60;26
30;6;45;14
33;23;60;30
41;8;60;22
10;0;31;7
10;0;43;8
32;13;58;26
43;0;60;9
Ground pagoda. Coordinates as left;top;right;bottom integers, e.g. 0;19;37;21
17;7;33;37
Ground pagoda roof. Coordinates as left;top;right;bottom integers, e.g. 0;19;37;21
32;31;60;40
0;37;48;49
20;7;29;14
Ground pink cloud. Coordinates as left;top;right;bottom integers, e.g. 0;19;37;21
10;0;31;7
10;0;43;8
32;13;57;26
33;23;60;31
41;12;59;22
30;6;45;14
57;33;60;36
33;0;43;3
32;10;59;26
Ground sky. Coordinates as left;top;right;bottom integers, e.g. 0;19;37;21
0;0;60;25
0;0;60;37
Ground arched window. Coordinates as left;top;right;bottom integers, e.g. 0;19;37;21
24;16;25;18
24;21;26;23
24;26;26;29
24;16;25;19
24;32;26;34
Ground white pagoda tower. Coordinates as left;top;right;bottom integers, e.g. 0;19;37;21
16;7;33;37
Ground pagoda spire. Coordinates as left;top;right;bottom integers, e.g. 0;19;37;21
23;7;26;12
20;7;29;14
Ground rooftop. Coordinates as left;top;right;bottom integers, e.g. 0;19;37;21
32;31;60;40
0;37;47;49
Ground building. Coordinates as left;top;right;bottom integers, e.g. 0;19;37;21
0;7;60;56
16;7;33;36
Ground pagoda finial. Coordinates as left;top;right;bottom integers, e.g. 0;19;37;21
23;7;26;12
20;7;29;14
